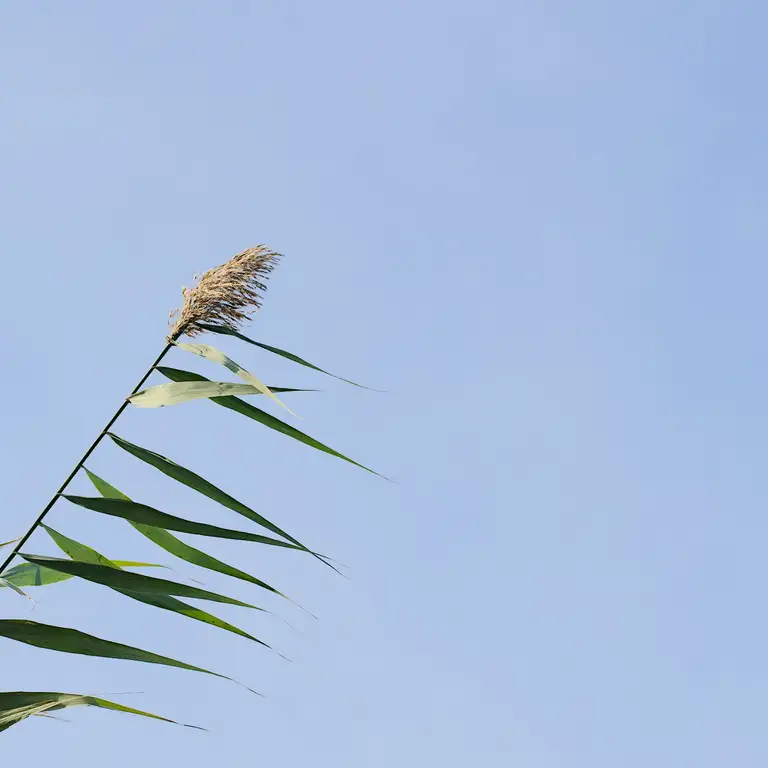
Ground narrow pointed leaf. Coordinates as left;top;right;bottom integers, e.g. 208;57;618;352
134;526;285;596
125;591;270;647
43;525;164;573
0;561;162;590
20;554;258;609
107;435;311;551
113;561;165;569
63;495;303;549
0;620;242;686
195;322;374;389
174;341;295;415
41;525;113;568
0;701;68;731
74;696;203;728
84;470;287;596
0;578;31;601
0;538;19;549
129;380;270;408
130;372;310;396
43;524;270;648
0;563;73;588
157;367;381;476
0;692;201;730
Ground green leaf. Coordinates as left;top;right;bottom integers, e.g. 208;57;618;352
20;554;259;609
41;525;113;568
85;468;288;599
157;367;382;476
127;591;271;648
0;563;73;588
195;323;374;389
0;538;19;549
0;561;162;590
42;525;271;649
2;524;164;592
0;691;201;731
107;434;311;552
112;561;165;568
0;620;254;691
129;381;273;408
174;341;296;416
63;495;304;549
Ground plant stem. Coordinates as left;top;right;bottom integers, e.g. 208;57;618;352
0;341;175;574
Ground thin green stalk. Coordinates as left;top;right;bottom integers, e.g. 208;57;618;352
0;341;175;575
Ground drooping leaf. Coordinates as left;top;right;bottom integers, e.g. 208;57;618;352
63;495;304;550
157;367;381;476
0;563;73;588
129;381;271;408
107;435;311;551
0;691;201;731
20;554;259;609
0;700;71;731
2;524;164;592
195;322;374;389
127;591;271;648
0;578;31;602
0;620;252;691
85;469;288;598
0;561;162;589
42;525;271;649
174;341;295;416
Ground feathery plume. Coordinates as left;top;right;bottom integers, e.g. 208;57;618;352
169;245;281;339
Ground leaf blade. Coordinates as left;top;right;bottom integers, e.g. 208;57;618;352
20;554;259;609
157;367;382;476
0;691;201;731
0;578;32;602
42;524;271;648
174;341;296;416
85;469;288;596
129;381;267;408
0;620;239;684
107;435;311;551
63;495;303;549
195;323;374;389
0;563;73;588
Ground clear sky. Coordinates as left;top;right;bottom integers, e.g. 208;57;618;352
1;1;767;765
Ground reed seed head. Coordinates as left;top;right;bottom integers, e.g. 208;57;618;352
169;245;281;339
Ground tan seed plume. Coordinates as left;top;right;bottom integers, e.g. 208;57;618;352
169;245;281;339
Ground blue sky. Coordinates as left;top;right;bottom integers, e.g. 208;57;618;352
2;1;768;765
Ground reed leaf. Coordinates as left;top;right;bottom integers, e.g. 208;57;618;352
0;620;252;690
0;563;72;588
107;434;310;551
195;322;373;389
0;692;201;731
85;469;288;598
129;381;269;408
43;525;271;649
20;554;259;609
0;578;31;602
174;341;295;415
0;561;162;589
63;495;304;549
156;367;381;475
